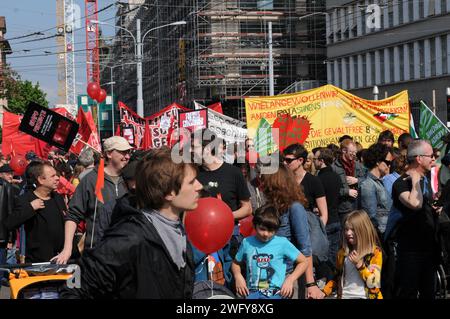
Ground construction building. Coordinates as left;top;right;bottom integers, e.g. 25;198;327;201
326;0;450;125
102;0;327;119
0;17;12;126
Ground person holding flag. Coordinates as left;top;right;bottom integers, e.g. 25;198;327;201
52;136;133;264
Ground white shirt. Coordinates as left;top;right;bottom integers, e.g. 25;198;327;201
341;256;367;299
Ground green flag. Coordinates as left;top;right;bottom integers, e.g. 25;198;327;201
419;101;449;151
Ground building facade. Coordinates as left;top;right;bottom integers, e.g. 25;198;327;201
102;0;327;119
0;17;12;126
326;0;450;124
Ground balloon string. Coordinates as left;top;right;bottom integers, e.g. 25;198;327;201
194;256;209;276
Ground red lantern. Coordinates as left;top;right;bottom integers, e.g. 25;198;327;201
185;197;234;255
10;155;27;176
96;88;107;103
87;82;100;100
239;215;256;238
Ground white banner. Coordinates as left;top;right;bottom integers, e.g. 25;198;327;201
208;109;247;144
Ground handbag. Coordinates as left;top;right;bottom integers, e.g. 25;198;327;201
305;210;329;262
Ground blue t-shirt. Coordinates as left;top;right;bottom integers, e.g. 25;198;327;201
235;235;301;291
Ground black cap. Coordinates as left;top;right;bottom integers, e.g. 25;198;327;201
25;151;38;161
0;164;14;173
122;160;138;181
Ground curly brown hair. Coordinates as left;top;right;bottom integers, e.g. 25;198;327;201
261;165;308;214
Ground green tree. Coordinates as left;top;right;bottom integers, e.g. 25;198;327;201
0;64;49;114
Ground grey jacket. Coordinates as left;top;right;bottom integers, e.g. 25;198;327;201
332;158;366;216
67;167;128;249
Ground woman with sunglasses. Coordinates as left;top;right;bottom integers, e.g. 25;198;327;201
358;143;394;237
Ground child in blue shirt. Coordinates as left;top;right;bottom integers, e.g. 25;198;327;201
231;204;308;299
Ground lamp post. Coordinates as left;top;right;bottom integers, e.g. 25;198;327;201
91;19;187;117
373;85;379;100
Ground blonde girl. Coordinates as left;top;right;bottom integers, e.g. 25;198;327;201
322;210;383;299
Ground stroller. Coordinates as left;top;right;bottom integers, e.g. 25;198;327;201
0;262;78;299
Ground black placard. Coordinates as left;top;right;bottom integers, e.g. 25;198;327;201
19;102;79;152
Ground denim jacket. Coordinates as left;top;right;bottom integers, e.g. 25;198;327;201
359;172;392;234
276;202;312;257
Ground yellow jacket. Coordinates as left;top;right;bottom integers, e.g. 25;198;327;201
323;246;383;299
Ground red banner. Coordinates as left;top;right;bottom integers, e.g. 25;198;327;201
146;103;189;148
118;101;145;149
179;109;208;133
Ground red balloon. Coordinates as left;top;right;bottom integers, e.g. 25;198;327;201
239;215;256;238
246;150;259;168
87;82;100;100
96;88;107;103
185;197;234;255
10;155;27;176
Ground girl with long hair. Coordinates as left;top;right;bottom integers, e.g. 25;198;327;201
322;210;383;299
261;164;324;299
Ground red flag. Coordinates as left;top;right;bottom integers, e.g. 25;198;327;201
142;120;152;150
70;108;93;155
207;102;223;114
95;158;105;204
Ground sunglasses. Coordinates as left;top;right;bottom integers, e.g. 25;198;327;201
283;157;298;164
419;154;436;159
382;159;392;166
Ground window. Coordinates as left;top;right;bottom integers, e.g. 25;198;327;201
409;0;414;22
431;38;436;76
409;43;415;79
257;0;273;10
442;35;448;74
399;0;404;23
354;56;358;87
380;51;385;84
399;46;405;81
419;0;425;19
389;47;395;83
371;52;376;85
419;40;425;78
429;0;436;16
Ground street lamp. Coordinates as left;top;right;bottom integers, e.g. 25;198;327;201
373;85;379;100
88;61;136;135
91;19;187;117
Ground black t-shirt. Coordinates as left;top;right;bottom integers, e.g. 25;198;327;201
317;166;342;225
300;172;326;212
392;175;438;252
197;162;251;212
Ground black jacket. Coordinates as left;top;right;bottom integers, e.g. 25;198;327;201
0;179;16;246
5;191;66;262
60;205;195;299
95;193;137;242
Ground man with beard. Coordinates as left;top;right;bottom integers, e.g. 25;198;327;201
53;136;132;263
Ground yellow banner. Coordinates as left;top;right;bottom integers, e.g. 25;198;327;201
245;84;410;150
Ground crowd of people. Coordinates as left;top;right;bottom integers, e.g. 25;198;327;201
0;128;449;300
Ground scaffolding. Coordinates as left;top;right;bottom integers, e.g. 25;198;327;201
104;0;327;119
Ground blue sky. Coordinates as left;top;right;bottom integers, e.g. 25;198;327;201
3;0;117;106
